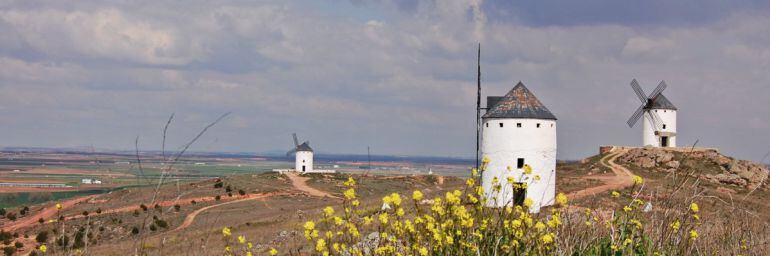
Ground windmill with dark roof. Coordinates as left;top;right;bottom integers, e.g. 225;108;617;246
626;79;677;147
287;133;314;173
480;82;557;213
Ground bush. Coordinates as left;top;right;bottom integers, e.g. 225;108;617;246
55;235;69;247
5;213;15;221
225;185;232;193
37;218;44;224
81;211;88;217
95;208;102;214
174;204;181;212
35;231;48;243
2;246;14;256
0;208;5;216
13;242;21;249
238;189;246;196
215;195;221;201
131;227;139;235
191;200;197;205
214;179;223;188
149;224;157;232
140;204;148;212
155;219;169;229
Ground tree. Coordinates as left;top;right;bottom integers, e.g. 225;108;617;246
173;204;181;212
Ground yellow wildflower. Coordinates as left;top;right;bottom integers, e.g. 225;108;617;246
523;198;534;209
533;175;541;181
351;200;360;207
316;239;327;252
632;175;644;185
323;206;335;216
541;233;554;244
344;177;356;187
523;164;533;174
40;244;47;253
412;190;424;201
611;191;620;198
222;227;231;237
471;168;478;176
304;221;315;230
55;203;62;210
555;193;568;207
623;206;632;212
670;220;681;231
624;238;633;246
690;202;699;213
344;188;356;200
689;230;699;240
535;221;546;231
238;235;246;244
248;242;253;249
379;213;389;224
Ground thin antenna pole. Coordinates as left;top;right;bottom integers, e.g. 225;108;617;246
367;146;371;170
476;43;481;170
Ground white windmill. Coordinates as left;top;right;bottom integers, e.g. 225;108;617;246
286;133;314;173
480;82;558;213
626;79;677;147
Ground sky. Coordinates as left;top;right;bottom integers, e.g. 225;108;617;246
0;0;768;161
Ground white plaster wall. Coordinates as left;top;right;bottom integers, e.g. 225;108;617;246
295;151;314;173
480;118;556;213
642;109;677;147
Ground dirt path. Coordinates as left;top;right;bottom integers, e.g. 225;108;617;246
171;192;285;232
2;195;98;232
284;172;337;198
567;148;635;200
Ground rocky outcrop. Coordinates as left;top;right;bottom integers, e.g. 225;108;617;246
617;147;768;189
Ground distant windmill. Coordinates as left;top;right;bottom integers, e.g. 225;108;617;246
626;79;678;147
287;133;314;173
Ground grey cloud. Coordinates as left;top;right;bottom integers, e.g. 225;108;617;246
0;0;767;162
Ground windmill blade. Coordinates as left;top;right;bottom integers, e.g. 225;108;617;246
630;79;647;103
649;110;664;130
648;80;667;99
627;104;645;128
292;133;299;147
286;148;296;157
643;110;663;132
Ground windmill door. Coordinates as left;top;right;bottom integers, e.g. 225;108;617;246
513;183;526;206
661;136;669;147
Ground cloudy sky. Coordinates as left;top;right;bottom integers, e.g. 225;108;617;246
0;0;768;161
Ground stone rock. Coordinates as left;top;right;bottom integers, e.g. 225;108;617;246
666;160;680;169
638;157;656;168
704;173;747;187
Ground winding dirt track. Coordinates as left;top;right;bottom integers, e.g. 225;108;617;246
171;192;284;232
567;148;634;200
284;172;339;198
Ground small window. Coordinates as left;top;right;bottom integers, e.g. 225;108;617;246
662;124;666;129
499;123;503;128
551;124;554;127
302;160;305;163
664;110;667;112
516;123;522;128
485;123;488;127
536;123;541;128
655;110;658;112
517;158;525;169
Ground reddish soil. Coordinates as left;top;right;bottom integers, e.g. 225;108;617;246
2;195;98;231
285;172;338;198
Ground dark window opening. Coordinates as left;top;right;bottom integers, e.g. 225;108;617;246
662;124;666;129
302;165;306;172
536;123;541;128
661;136;669;147
551;124;554;127
517;158;525;169
485;123;488;127
512;184;526;206
499;123;503;127
302;160;305;163
517;123;522;128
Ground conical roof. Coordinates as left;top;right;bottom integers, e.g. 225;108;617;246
296;142;313;152
483;82;557;120
648;94;677;110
